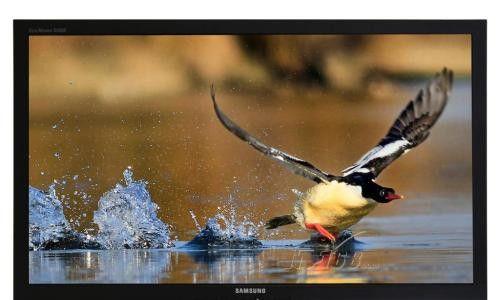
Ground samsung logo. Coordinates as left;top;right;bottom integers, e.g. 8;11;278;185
234;287;266;294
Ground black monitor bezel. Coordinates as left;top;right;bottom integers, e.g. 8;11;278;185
14;20;487;300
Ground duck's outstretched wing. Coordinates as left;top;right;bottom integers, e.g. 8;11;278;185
210;85;338;184
342;68;453;178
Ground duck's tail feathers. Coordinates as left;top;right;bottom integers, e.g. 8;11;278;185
265;214;297;229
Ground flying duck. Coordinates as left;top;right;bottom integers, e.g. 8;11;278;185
209;68;453;242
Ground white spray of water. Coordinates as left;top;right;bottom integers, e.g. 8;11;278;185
93;167;174;249
189;209;202;232
29;185;72;250
190;194;260;242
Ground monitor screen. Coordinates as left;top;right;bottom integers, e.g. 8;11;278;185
27;34;472;284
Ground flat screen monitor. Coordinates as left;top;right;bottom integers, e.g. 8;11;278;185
14;20;486;300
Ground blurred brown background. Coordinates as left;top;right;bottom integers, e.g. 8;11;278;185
28;35;471;240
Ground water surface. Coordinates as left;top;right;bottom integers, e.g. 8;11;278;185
30;210;472;284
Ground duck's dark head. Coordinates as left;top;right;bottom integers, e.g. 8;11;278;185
362;182;403;203
376;187;403;203
344;173;404;203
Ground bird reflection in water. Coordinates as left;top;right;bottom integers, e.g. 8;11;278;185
297;232;369;283
303;248;368;283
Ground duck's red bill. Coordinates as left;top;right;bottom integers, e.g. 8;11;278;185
386;193;404;201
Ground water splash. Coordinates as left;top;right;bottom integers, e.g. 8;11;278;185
93;167;174;249
29;185;100;250
298;230;362;254
189;209;202;232
186;195;262;249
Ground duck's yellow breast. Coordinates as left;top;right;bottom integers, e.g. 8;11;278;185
301;181;377;232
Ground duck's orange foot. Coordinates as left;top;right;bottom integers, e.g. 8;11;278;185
305;223;337;242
